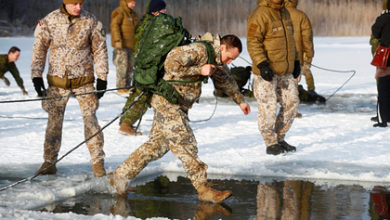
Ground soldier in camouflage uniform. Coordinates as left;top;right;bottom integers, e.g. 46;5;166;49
110;0;138;95
31;0;108;177
247;0;301;156
0;47;28;95
109;34;251;203
117;0;167;136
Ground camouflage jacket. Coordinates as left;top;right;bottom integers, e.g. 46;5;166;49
31;8;108;81
163;36;244;110
0;54;25;89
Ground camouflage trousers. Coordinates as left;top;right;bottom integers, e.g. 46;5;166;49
119;88;150;126
253;74;299;146
113;48;134;89
296;62;315;91
115;95;208;190
42;83;105;165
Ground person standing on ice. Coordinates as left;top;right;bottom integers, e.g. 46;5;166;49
110;0;138;95
371;0;390;127
247;0;301;155
31;0;108;177
108;34;251;203
0;46;28;95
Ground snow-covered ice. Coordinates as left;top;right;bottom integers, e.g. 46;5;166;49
1;36;389;219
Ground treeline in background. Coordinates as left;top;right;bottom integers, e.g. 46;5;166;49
0;0;384;37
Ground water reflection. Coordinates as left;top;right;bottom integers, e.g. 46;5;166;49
39;175;390;220
256;180;313;220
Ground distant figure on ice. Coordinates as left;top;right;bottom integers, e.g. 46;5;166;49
0;46;28;95
285;0;315;93
285;0;326;109
31;0;108;176
110;0;138;95
371;0;390;127
108;34;251;203
247;0;301;155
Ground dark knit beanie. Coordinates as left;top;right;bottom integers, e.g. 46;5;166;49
63;0;84;4
148;0;166;14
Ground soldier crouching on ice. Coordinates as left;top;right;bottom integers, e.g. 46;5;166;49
31;0;109;177
108;34;251;203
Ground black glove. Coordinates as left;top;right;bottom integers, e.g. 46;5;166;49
292;60;301;78
96;78;107;99
32;77;46;97
257;61;274;82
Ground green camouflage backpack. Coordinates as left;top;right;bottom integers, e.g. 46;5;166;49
133;13;215;104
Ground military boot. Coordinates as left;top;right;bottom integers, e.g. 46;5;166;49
92;160;106;177
266;144;285;155
35;161;57;175
279;140;296;152
108;172;130;196
119;122;142;136
197;184;232;203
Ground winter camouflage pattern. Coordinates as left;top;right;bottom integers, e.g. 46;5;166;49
42;84;105;165
163;39;224;111
31;9;108;81
113;48;134;89
114;37;244;189
253;74;299;146
115;95;208;189
211;64;245;104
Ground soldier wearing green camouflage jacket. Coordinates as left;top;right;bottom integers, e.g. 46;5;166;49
31;0;108;177
109;34;251;203
0;47;28;95
117;1;166;136
111;0;138;95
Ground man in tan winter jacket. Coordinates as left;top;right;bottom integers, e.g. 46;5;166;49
285;0;316;93
31;0;108;177
111;0;138;95
247;0;301;155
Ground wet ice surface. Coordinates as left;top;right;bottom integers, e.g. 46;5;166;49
37;173;390;220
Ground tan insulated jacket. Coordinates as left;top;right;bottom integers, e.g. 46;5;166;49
247;0;297;76
110;0;138;49
285;0;314;65
31;8;108;83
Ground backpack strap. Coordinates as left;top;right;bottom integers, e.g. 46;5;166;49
194;41;216;65
157;41;217;105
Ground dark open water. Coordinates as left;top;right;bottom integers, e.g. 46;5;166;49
38;173;390;220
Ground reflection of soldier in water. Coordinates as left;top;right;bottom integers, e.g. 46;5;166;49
256;180;313;220
110;176;231;219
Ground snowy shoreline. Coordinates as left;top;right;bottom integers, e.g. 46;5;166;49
1;36;389;219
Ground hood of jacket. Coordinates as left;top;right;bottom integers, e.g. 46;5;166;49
284;0;297;8
120;0;131;13
258;0;285;9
